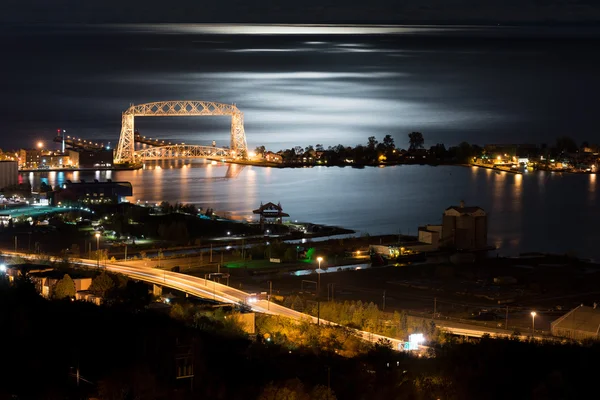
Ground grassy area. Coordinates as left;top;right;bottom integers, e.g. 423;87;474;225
226;259;313;270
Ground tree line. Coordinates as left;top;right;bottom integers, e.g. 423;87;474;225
257;132;483;165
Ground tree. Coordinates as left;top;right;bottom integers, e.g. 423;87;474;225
54;274;76;299
430;143;447;159
259;379;309;400
315;144;324;152
408;132;424;150
311;385;337;400
294;146;304;156
283;247;297;262
291;296;304;312
382;134;395;150
90;272;115;296
255;145;266;157
367;136;378;150
555;136;577;153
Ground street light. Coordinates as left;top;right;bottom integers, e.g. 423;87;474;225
37;141;43;149
317;257;323;293
95;232;101;268
530;311;537;336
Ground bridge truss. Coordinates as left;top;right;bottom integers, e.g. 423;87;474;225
114;101;248;164
135;144;231;161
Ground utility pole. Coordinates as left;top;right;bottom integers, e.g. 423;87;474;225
124;244;127;261
317;300;320;326
268;280;272;311
210;244;213;263
434;297;437;318
317;271;321;295
505;306;509;330
14;236;17;252
383;290;386;311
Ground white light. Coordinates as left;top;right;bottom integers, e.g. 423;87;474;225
409;333;425;346
0;264;6;273
227;231;231;235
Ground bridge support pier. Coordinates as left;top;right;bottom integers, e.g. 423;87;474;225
153;284;163;297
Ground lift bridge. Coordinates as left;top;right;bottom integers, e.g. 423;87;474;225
114;101;248;164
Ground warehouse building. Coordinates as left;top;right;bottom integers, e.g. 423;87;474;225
0;161;18;190
551;304;600;340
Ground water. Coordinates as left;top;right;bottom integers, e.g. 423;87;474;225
22;163;600;259
5;25;600;257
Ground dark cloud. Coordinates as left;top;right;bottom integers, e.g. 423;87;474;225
2;0;600;24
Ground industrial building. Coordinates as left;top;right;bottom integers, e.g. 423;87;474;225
78;149;114;168
0;161;18;190
18;149;78;169
17;147;113;169
440;201;488;251
551;305;600;340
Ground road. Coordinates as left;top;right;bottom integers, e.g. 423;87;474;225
5;251;555;345
2;251;406;349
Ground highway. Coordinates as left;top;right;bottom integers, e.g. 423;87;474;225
3;252;405;349
6;252;553;345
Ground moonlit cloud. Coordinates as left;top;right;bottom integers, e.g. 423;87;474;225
104;23;470;36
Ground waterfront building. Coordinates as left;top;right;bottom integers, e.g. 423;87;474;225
78;149;114;168
54;179;132;205
0;161;18;190
253;202;289;229
418;224;442;248
264;151;282;163
440;201;488;251
18;149;76;169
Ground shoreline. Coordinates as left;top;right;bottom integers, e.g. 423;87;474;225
19;165;141;173
18;160;597;175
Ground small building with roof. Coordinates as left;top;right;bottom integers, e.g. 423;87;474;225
551;304;600;340
253;202;289;229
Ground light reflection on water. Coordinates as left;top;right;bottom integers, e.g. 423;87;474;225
22;163;600;259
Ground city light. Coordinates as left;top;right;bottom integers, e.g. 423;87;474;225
404;333;425;351
0;264;6;273
37;141;43;149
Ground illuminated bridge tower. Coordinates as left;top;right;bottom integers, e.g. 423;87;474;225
114;101;248;164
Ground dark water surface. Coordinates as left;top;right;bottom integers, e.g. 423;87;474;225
22;164;600;259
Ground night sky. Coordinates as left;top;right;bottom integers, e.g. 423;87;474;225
2;0;600;24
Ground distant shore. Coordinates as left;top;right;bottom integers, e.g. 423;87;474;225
19;165;141;173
